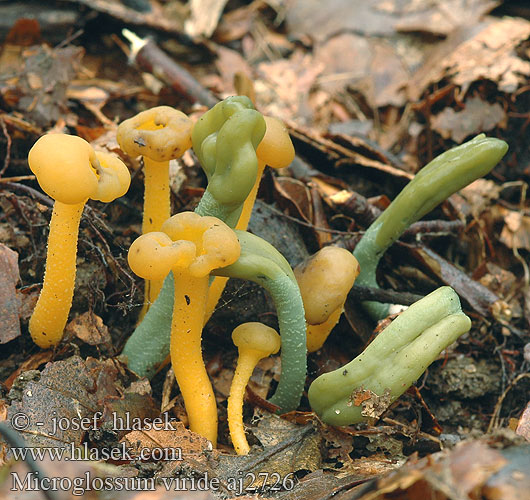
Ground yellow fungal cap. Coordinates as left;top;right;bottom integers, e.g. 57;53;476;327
28;134;99;205
295;246;360;325
161;211;241;278
128;232;197;281
232;322;281;357
129;212;241;280
92;151;131;203
117;106;193;162
256;116;295;168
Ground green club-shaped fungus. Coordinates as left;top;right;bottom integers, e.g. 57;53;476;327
212;230;307;412
308;286;471;426
353;134;508;319
192;95;266;227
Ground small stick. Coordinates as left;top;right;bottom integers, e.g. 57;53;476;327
0;422;59;500
0;116;12;176
401;219;465;240
122;29;219;108
349;285;423;306
0;175;36;183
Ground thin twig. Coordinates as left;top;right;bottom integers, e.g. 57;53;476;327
122;29;219;108
349;285;423;306
0;116;12;177
0;423;59;500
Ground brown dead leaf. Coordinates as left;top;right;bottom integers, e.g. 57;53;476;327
0;243;21;344
499;208;530;251
516;402;530;442
256;50;324;124
402;243;499;316
65;311;112;346
321;425;354;465
121;421;215;463
99;391;159;441
217;415;320;490
432;96;506;143
6;356;121;452
314;34;409;108
213;3;258;43
214;46;253;96
185;0;230;38
286;0;498;42
409;17;530;100
13;44;84;127
343;440;510;500
459;178;502;218
394;0;500;36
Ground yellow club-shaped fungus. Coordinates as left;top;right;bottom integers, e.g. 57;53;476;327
117;106;193;305
28;134;130;348
127;212;240;445
294;246;360;352
228;322;280;455
236;116;295;230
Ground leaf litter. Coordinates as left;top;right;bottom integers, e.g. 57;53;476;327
0;0;529;498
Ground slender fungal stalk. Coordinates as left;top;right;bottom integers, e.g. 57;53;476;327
204;158;267;321
29;202;84;348
121;271;175;378
170;270;217;445
142;157;170;234
228;352;260;455
143;157;170;303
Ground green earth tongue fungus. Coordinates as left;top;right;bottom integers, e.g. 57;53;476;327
193;95;265;228
212;230;307;412
308;286;470;426
353;134;508;319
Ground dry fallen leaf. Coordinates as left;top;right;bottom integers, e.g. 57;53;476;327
499;208;530;251
314;33;409;108
256;50;324;123
286;0;498;42
432;96;506;143
516;402;530;442
65;311;112;346
121;421;215;463
6;356;121;451
0;243;21;344
409;17;530;100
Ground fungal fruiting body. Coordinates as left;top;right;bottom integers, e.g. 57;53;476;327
353;134;508;319
122;97;266;376
228;322;281;454
28;134;130;348
117;106;193;305
294;246;360;352
127;212;241;445
213;230;307;412
308;287;471;426
205;115;295;322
